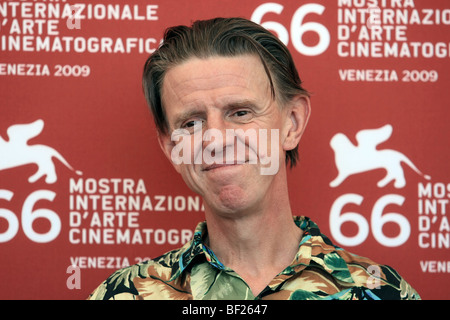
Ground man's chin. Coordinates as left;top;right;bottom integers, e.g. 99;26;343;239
203;184;254;216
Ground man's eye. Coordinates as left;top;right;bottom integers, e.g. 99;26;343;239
231;109;254;117
234;110;249;117
231;110;253;121
182;120;203;130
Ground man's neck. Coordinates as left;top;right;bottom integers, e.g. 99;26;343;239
203;195;303;296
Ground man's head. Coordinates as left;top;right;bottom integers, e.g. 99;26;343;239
142;17;310;216
143;17;309;167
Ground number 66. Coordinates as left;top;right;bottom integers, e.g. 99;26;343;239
0;190;61;243
251;3;330;56
330;194;410;247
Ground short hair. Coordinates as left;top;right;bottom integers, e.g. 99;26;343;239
142;17;309;167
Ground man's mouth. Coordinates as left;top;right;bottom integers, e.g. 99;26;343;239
202;160;249;171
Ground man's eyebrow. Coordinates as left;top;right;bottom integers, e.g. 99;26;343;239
224;100;258;109
220;99;262;113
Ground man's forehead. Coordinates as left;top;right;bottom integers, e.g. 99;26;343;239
164;71;251;97
161;55;270;102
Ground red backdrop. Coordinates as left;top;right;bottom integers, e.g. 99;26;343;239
0;0;449;300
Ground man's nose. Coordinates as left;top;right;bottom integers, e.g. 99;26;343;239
202;114;235;161
203;114;226;148
205;112;227;132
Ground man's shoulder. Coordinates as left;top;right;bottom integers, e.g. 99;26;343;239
333;248;421;300
297;216;420;300
87;247;187;300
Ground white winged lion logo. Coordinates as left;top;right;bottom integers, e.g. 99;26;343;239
0;119;82;184
330;124;430;189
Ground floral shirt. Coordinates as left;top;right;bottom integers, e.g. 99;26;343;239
88;216;420;300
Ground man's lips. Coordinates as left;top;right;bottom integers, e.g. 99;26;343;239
202;161;248;171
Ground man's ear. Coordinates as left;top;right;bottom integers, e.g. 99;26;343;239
282;95;311;152
157;130;182;174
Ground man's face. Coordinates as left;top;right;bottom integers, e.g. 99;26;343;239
159;54;307;215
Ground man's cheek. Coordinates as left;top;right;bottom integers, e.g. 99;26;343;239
258;129;280;175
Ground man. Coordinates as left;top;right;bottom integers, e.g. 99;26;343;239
88;17;420;300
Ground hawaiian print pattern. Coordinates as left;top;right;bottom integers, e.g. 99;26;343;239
88;216;420;300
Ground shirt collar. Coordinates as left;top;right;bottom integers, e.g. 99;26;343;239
168;221;212;281
291;217;354;284
170;216;354;285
